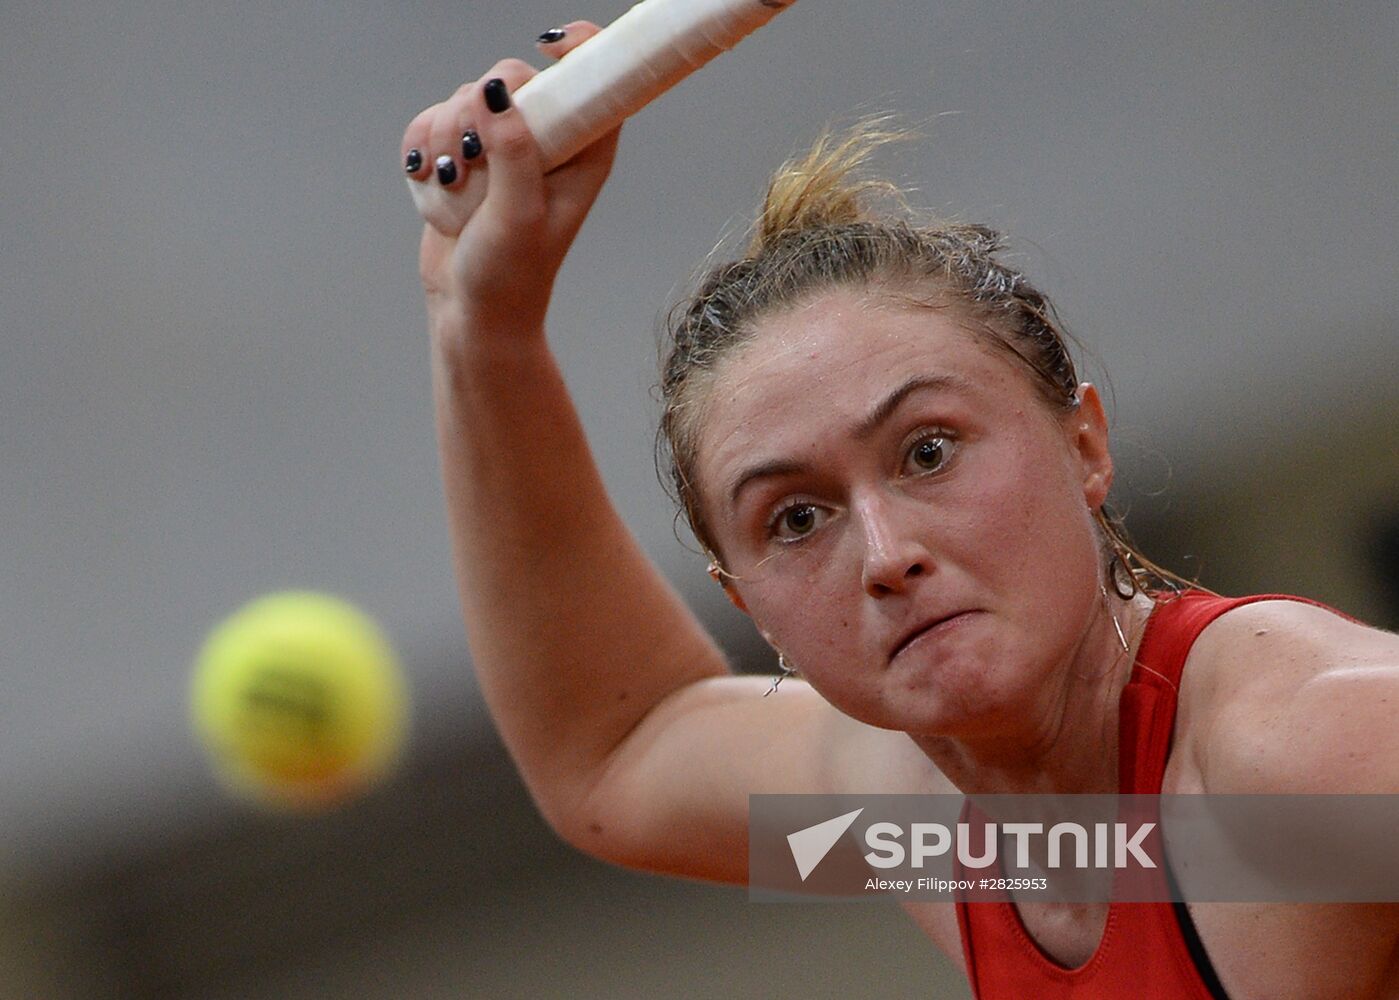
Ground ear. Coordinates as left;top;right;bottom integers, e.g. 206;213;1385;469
708;561;750;615
1067;382;1113;510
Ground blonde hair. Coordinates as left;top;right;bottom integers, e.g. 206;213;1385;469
658;118;1185;594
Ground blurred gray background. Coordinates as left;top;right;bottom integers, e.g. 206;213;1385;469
2;0;1396;996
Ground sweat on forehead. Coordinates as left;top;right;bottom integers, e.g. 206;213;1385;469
719;284;996;371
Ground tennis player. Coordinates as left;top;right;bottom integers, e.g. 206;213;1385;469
402;23;1399;998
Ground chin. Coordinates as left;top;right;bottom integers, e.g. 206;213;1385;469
881;654;1040;737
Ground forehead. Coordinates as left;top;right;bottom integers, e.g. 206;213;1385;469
694;289;1035;482
732;288;1001;387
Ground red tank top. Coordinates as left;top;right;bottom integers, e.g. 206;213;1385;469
953;590;1338;999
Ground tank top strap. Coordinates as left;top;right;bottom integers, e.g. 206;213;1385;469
1117;589;1345;794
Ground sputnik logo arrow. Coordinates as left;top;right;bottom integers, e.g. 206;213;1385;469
787;808;864;881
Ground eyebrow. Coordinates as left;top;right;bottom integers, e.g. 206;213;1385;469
725;373;972;508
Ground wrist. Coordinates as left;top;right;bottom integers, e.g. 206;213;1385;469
428;292;547;349
429;306;552;381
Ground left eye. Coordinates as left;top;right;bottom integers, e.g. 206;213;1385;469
907;435;952;473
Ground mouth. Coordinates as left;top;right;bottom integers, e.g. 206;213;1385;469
889;610;979;663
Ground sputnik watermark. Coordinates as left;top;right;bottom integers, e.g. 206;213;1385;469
771;798;1158;900
786;808;864;881
860;820;1153;873
865;878;995;894
750;794;1399;903
788;812;1153;895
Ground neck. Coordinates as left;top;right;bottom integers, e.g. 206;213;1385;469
910;591;1156;795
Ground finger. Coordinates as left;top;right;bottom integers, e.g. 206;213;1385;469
534;20;604;60
427;83;482;189
427;61;539;189
402;103;442;181
408;84;491;229
404;101;469;232
469;64;549;232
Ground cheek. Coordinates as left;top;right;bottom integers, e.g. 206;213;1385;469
957;439;1102;659
743;571;865;685
747;569;848;645
960;433;1096;575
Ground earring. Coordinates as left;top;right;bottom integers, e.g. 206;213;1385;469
1099;583;1129;654
766;651;798;697
1109;551;1137;601
707;558;741;584
1091;509;1139;601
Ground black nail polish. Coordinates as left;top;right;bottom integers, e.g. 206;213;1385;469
435;154;457;185
404;148;423;173
461;129;482;160
483;78;511;114
536;27;566;43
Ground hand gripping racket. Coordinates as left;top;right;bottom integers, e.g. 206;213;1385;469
409;0;799;229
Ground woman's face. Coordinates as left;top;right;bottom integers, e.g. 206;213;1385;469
694;286;1114;737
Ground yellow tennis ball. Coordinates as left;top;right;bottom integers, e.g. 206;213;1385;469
191;591;409;810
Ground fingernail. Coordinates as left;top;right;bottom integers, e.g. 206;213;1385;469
435;154;457;185
483;78;511;114
536;27;566;44
461;129;482;160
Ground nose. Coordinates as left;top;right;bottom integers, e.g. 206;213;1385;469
855;492;934;598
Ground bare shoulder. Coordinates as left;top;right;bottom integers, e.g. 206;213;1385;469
613;672;946;793
572;673;950;887
1169;600;1399;989
1173;598;1399;795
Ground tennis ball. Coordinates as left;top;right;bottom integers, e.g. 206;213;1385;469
191;591;409;810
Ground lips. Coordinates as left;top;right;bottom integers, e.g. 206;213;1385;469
889;610;977;662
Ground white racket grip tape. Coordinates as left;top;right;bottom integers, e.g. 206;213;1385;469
518;0;798;171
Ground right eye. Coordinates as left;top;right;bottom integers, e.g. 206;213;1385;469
770;503;827;542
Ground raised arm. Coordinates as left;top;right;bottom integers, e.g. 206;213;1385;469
402;25;853;882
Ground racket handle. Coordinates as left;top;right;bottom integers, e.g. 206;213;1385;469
517;0;799;171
